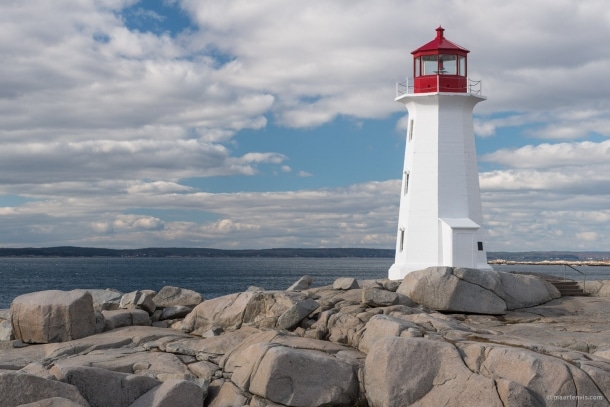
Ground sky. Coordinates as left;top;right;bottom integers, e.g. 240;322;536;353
1;0;610;252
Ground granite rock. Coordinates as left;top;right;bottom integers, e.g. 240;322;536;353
1;280;609;407
153;286;203;308
286;275;313;292
11;290;96;343
129;379;205;407
51;365;160;407
364;337;502;407
119;290;157;314
398;267;559;314
333;277;359;290
276;299;319;330
0;371;90;406
235;344;359;407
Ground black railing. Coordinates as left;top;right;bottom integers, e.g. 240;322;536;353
564;264;587;291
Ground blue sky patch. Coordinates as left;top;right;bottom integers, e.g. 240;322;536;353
120;0;194;37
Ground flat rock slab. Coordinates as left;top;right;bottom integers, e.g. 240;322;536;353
130;379;205;407
165;326;261;357
51;365;160;407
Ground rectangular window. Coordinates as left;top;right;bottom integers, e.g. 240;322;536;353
422;55;437;75
408;119;414;141
403;171;410;195
458;56;466;77
477;241;484;251
439;54;457;75
414;57;421;77
399;229;405;252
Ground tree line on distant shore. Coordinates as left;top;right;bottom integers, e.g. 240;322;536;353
0;246;394;258
1;246;610;260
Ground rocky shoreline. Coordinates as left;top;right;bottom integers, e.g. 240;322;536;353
1;267;610;406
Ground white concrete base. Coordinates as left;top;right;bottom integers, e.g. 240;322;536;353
388;262;494;281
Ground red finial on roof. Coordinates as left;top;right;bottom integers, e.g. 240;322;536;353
436;26;445;40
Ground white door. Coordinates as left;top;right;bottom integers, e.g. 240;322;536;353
453;232;474;268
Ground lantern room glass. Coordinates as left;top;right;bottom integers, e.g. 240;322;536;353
458;56;466;76
422;55;437;75
439;54;457;75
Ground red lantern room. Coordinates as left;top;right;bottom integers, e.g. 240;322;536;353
412;26;469;93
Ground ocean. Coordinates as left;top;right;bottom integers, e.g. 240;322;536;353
1;257;609;309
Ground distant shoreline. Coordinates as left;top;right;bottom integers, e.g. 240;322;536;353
489;259;610;266
1;246;610;262
0;247;394;258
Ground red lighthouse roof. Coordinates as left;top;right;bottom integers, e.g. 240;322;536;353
412;26;469;55
410;26;470;93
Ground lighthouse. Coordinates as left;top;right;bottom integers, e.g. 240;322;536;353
388;27;492;280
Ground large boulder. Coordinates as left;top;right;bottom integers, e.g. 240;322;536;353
0;371;89;406
182;291;306;335
153;286;203;308
119;290;157;314
397;267;559;314
232;343;359;407
364;336;503;407
11;290;96;343
494;270;560;308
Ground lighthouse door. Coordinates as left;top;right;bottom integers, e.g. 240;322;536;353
454;232;474;267
440;218;480;268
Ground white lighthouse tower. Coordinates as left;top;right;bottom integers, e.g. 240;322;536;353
388;27;492;280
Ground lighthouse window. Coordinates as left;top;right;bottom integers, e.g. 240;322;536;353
414;57;421;77
408;119;414;141
439;55;457;75
403;171;410;195
422;55;437;75
458;56;466;76
399;229;405;252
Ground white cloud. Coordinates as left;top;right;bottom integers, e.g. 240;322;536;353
1;0;610;251
576;231;599;242
482;139;610;170
0;180;400;248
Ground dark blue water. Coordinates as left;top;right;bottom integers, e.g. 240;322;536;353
1;258;608;309
0;257;392;309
